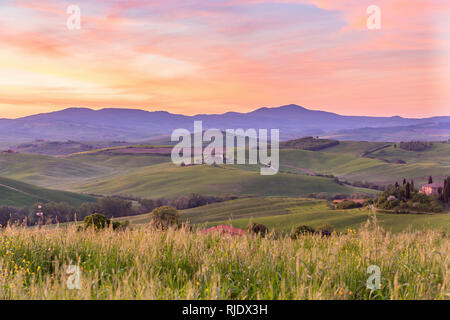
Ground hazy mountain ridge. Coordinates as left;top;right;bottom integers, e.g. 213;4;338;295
1;105;448;142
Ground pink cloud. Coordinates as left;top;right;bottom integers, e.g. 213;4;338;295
0;0;448;117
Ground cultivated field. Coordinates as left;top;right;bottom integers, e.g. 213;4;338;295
1;141;448;206
117;197;450;233
0;176;96;207
0;220;448;299
279;144;450;185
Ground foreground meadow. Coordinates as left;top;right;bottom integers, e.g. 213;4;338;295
0;219;448;300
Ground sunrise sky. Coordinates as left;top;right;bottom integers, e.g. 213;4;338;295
1;0;449;118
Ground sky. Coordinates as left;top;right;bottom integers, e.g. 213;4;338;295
0;0;449;118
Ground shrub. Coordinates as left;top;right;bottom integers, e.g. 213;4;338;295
399;141;432;152
112;220;130;231
336;200;363;210
83;214;129;231
151;206;179;230
279;136;339;151
83;213;110;230
316;224;335;237
246;223;268;237
291;225;315;239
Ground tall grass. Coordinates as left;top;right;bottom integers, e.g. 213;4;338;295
0;219;448;300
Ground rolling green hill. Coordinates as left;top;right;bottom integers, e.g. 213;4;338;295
0;153;112;189
0;176;96;207
279;147;450;185
318;140;389;156
369;142;450;164
68;152;170;169
0;152;171;189
115;197;450;233
1;141;448;203
74;162;360;199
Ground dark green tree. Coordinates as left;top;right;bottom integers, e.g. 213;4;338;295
428;176;433;184
138;198;155;212
291;225;315;239
444;178;450;204
151;206;179;230
83;213;110;230
98;197;132;218
246;223;269;237
405;182;411;200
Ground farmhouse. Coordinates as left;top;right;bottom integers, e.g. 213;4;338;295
419;182;444;196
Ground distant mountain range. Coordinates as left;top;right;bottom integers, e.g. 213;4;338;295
0;104;449;143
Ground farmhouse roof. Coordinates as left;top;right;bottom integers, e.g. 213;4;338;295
200;225;246;236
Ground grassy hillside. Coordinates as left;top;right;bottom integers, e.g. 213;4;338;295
369;142;450;164
74;162;360;199
68;152;170;169
0;153;112;189
116;197;450;233
0;176;96;207
280;149;383;175
320;141;389;156
118;197;312;225
2;141;448;201
279;148;450;185
0;152;170;189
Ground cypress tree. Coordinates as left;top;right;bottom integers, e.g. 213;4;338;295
403;178;407;186
444;178;450;204
428;176;433;184
405;182;410;200
410;180;415;191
